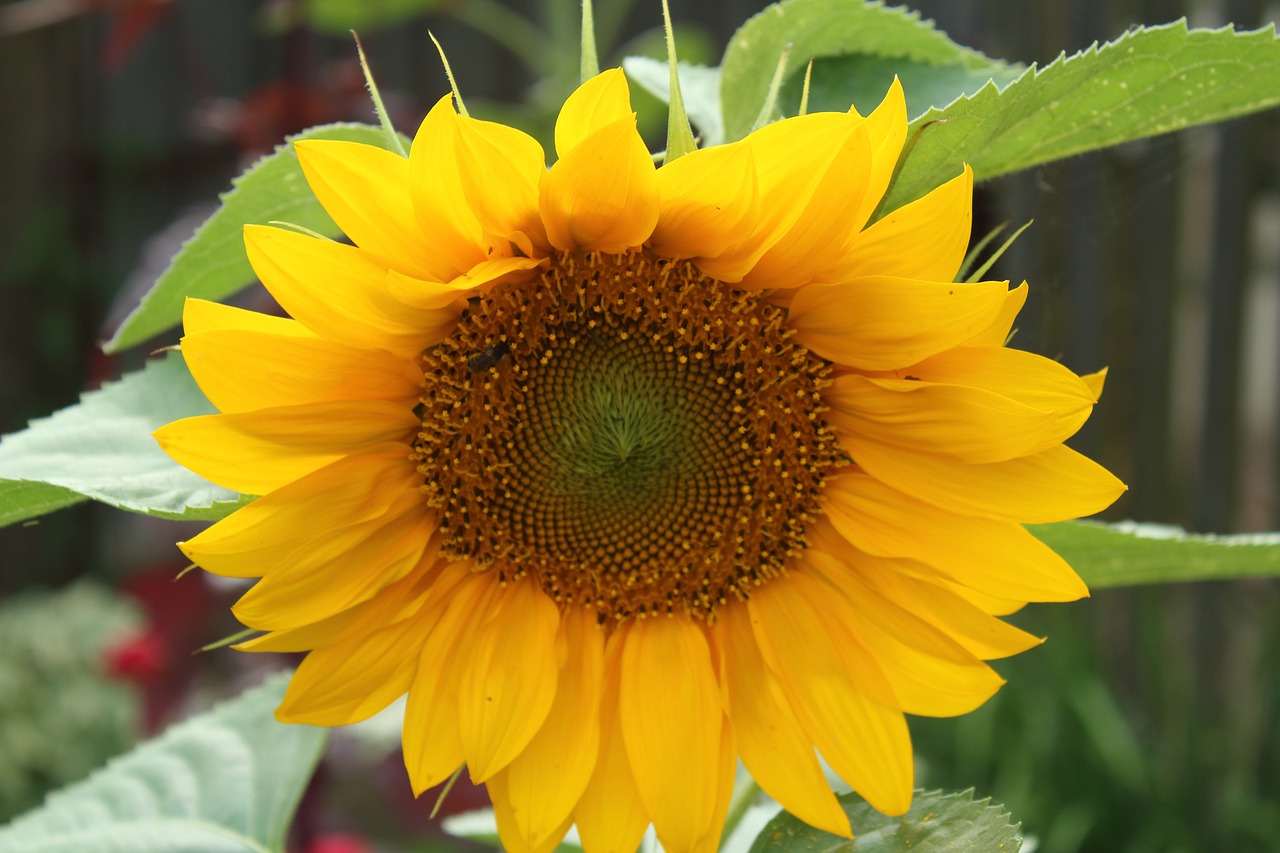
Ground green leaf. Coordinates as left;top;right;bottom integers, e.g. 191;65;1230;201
886;20;1280;210
0;481;84;528
623;57;724;146
720;0;1014;141
104;123;403;354
1032;520;1280;588
0;673;326;853
0;353;248;528
748;788;1021;852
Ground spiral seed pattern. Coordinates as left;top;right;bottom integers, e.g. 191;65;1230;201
413;251;841;622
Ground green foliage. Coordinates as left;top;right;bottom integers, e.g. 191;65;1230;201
259;0;442;34
748;789;1021;852
1032;521;1280;588
0;353;249;529
885;20;1280;210
719;0;1015;141
0;584;141;822
0;673;327;853
913;582;1280;852
104;124;404;354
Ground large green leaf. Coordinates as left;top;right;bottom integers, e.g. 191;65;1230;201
1033;520;1280;588
0;353;247;528
719;0;1014;141
748;789;1020;852
0;673;325;853
886;20;1280;210
104;123;401;354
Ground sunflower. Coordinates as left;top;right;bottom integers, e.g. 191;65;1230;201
156;69;1125;852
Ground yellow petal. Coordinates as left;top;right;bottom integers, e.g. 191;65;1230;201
818;537;1042;660
235;567;419;653
459;576;561;782
231;498;436;631
748;573;914;816
717;604;851;837
851;77;909;228
182;324;421;414
454;114;549;251
965;282;1028;347
850;440;1127;523
274;579;434;725
295;139;438;278
827;374;1076;464
909;345;1097;415
181;297;315;337
734;123;873;290
540;115;659;253
554;68;634;158
698;113;862;284
492;607;604;849
154;401;417;495
619;617;723;853
800;551;1006;718
787;277;1008;370
824;473;1089;602
386;257;545;310
826;165;973;283
408;95;488;278
489;772;574;853
1080;367;1108;401
179;445;418;577
574;628;651;853
689;715;737;853
243;225;455;356
403;565;500;794
650;141;760;262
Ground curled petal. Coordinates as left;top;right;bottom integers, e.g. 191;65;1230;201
540;116;659;253
554;68;635;157
825;165;973;283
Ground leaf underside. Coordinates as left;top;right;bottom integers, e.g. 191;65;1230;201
748;788;1021;852
0;673;326;853
0;353;248;528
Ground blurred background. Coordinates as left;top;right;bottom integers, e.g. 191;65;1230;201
0;0;1277;851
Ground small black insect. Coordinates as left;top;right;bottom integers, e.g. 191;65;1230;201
467;340;512;373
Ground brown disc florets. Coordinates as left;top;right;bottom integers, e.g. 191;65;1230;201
412;251;841;622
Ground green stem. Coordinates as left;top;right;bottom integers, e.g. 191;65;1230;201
720;777;763;848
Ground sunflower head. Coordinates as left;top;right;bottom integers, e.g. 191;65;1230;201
156;68;1124;853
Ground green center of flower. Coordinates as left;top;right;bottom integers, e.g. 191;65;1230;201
413;251;841;622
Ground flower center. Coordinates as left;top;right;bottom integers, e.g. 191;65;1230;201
413;251;841;622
